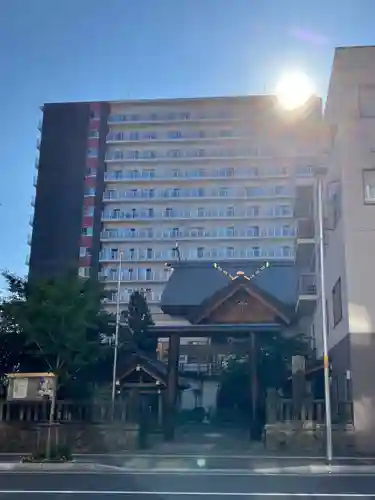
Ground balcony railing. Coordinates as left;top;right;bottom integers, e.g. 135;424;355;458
107;111;235;125
103;293;161;304
102;188;293;202
106;131;241;143
101;207;293;221
105;148;275;163
298;273;317;295
100;227;295;242
99;247;295;261
104;168;290;182
98;271;168;282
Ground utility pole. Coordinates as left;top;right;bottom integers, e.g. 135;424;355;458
316;168;333;464
111;252;122;418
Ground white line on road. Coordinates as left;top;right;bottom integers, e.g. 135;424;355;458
0;491;374;497
2;470;375;477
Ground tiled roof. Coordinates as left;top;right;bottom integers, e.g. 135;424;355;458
161;260;298;310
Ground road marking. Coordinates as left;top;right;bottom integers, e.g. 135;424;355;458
0;491;374;496
3;470;375;477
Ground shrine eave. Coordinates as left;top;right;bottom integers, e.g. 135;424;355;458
149;322;282;336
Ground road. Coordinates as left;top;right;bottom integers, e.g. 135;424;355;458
1;470;375;498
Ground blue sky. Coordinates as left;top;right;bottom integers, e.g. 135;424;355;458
0;0;374;286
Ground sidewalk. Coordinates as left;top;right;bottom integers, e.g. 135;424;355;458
2;458;375;475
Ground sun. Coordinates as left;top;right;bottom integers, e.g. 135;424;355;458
275;72;314;110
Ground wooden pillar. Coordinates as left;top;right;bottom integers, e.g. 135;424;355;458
157;390;163;427
164;333;180;441
249;331;258;439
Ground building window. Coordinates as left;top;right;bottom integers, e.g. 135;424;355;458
78;267;90;277
219;187;228;197
332;277;343;327
86;167;97;177
226;206;234;217
252;246;260;257
197;247;204;258
83;206;94;217
88;130;99;139
84;187;95;197
79;247;87;257
227;247;235;257
87;148;98;158
197;207;205;217
363;169;375;203
147;248;153;259
81;227;93;236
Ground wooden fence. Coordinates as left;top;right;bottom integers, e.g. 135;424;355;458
0;400;130;423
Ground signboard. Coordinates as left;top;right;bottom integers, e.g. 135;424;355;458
292;355;306;374
12;378;28;399
6;373;56;401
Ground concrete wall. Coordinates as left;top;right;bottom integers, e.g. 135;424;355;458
320;46;375;448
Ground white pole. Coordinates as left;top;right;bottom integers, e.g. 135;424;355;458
111;252;122;417
317;175;333;464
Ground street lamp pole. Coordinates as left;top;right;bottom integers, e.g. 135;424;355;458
111;251;122;416
316;170;333;464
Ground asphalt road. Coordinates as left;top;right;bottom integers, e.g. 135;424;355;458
1;471;375;498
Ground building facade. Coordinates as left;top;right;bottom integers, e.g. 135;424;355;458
311;45;375;447
30;95;327;330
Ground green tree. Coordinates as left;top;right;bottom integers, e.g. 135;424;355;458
216;332;310;420
0;274;41;387
124;291;155;357
1;271;110;390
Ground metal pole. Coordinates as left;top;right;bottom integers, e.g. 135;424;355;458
317;175;333;464
111;252;122;417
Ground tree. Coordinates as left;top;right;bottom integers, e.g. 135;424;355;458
124;291;155;357
216;331;310;422
1;271;111;391
0;274;41;390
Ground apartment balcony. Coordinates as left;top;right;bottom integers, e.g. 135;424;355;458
99;247;295;261
31;196;35;207
104;149;281;164
27;234;32;246
35;157;39;170
29;214;34;226
106;131;243;145
99;227;296;243
102;189;293;203
98;271;168;283
36;138;40;150
103;168;290;183
296;273;318;316
103;292;161;305
101;207;294;222
107;112;237;126
295;219;316;267
33;175;38;187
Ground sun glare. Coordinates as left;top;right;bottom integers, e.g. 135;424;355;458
275;72;314;110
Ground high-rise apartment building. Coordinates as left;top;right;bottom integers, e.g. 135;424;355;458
30;95;327;326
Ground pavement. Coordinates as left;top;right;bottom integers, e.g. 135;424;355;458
1;429;375;497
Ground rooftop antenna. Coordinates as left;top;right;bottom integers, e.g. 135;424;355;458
174;241;181;262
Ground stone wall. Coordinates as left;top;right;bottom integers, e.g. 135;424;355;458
0;422;140;453
264;422;355;454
